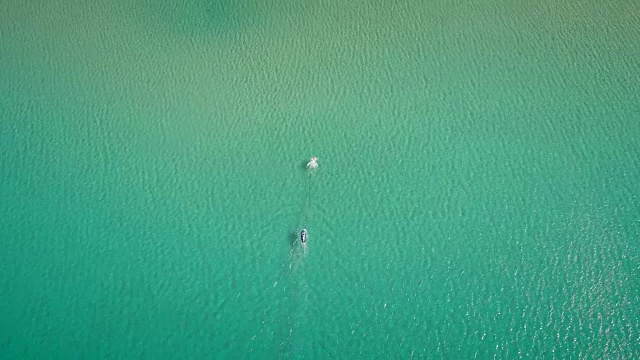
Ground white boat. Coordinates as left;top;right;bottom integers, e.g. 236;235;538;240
306;156;318;169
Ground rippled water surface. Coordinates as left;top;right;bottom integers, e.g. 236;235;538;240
1;0;639;358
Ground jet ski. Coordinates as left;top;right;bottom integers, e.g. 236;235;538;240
300;229;307;243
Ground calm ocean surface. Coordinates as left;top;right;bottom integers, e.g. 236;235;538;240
2;0;639;358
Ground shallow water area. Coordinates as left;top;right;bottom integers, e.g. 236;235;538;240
1;0;640;358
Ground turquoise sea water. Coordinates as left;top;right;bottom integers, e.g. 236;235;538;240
2;0;639;358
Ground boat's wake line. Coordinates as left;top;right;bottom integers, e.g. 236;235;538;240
280;157;317;356
298;169;316;240
280;243;309;357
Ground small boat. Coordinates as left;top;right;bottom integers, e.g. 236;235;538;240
306;156;318;169
300;229;307;243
